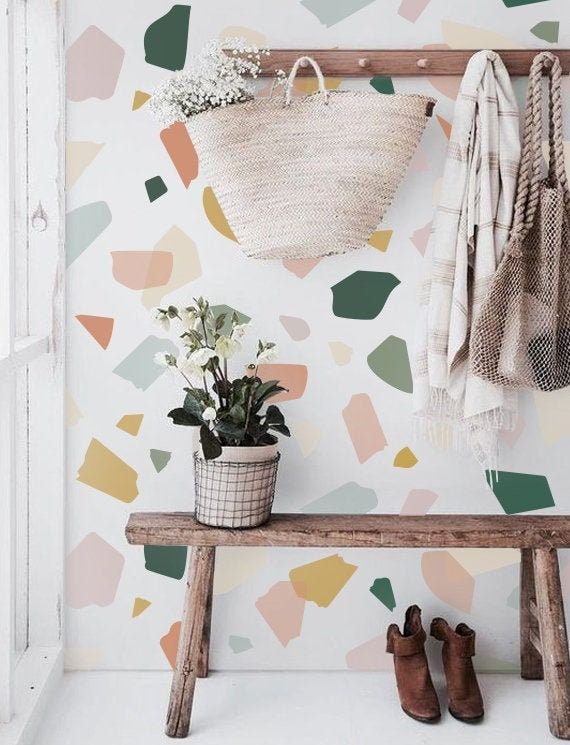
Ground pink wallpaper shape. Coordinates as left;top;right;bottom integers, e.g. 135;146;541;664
66;533;125;608
421;551;475;613
346;633;394;670
111;251;173;290
67;26;125;101
256;581;305;647
342;393;387;463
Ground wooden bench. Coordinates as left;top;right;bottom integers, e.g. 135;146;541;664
125;513;570;739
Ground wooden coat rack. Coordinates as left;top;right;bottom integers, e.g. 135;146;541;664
254;49;570;77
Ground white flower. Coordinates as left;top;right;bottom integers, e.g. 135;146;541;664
215;335;241;359
189;347;217;366
177;358;203;382
151;307;170;331
148;37;267;126
202;407;217;422
256;344;279;364
181;307;201;330
231;322;250;341
154;352;175;367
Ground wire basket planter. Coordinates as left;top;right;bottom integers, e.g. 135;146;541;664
193;451;280;528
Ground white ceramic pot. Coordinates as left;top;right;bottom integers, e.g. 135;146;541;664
196;443;278;463
193;444;280;528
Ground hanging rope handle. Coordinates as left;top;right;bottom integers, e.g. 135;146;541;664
510;52;568;248
284;56;330;106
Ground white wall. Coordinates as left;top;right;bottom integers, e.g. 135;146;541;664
65;0;570;672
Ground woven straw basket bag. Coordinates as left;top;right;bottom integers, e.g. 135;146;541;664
471;52;570;392
187;56;435;260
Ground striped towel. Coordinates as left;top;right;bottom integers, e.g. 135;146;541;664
413;50;521;467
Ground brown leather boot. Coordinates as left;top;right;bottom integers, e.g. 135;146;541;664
430;617;484;722
386;605;441;723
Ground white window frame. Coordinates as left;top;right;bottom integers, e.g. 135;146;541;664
0;1;65;743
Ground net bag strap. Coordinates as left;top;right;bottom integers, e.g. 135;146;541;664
510;52;568;250
284;56;330;106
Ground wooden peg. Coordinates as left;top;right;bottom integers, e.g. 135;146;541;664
299;58;310;68
417;58;429;69
358;58;371;69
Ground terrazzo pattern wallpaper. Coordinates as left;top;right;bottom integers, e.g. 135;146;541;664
66;0;570;672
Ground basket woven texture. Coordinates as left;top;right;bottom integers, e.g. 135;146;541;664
471;52;570;392
193;452;280;528
187;56;435;260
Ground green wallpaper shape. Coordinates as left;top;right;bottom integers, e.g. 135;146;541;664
210;305;251;337
113;336;178;391
370;76;395;94
229;635;254;653
530;21;559;43
301;0;376;27
66;201;112;266
502;0;548;6
145;176;168;202
144;4;190;71
150;449;171;473
332;271;400;319
301;482;378;513
370;577;396;611
368;336;413;393
485;471;555;514
144;545;187;579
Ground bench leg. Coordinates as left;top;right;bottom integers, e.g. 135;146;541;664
520;548;544;680
198;547;216;678
533;548;570;740
165;546;216;738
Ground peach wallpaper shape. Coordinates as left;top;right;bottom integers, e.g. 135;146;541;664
66;0;570;672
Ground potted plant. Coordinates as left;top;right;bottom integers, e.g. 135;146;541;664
152;297;290;528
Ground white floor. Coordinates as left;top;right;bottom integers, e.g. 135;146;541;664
32;671;556;745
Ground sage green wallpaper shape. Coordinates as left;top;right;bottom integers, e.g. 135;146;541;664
65;0;570;671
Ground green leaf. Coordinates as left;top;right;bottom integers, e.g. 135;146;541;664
183;392;204;418
264;404;284;426
247;419;269;445
269;423;291;437
254;379;278;399
213;378;231;399
253;380;286;408
228;403;246;423
200;424;222;460
259;433;278;445
168;408;203;426
215;313;227;331
215;419;244;439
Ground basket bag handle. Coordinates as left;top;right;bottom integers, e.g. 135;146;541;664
510;52;569;250
284;56;330;106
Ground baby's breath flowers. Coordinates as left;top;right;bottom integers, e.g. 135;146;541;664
149;38;270;126
151;297;290;459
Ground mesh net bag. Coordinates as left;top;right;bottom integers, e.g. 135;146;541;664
471;52;570;392
187;56;435;260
